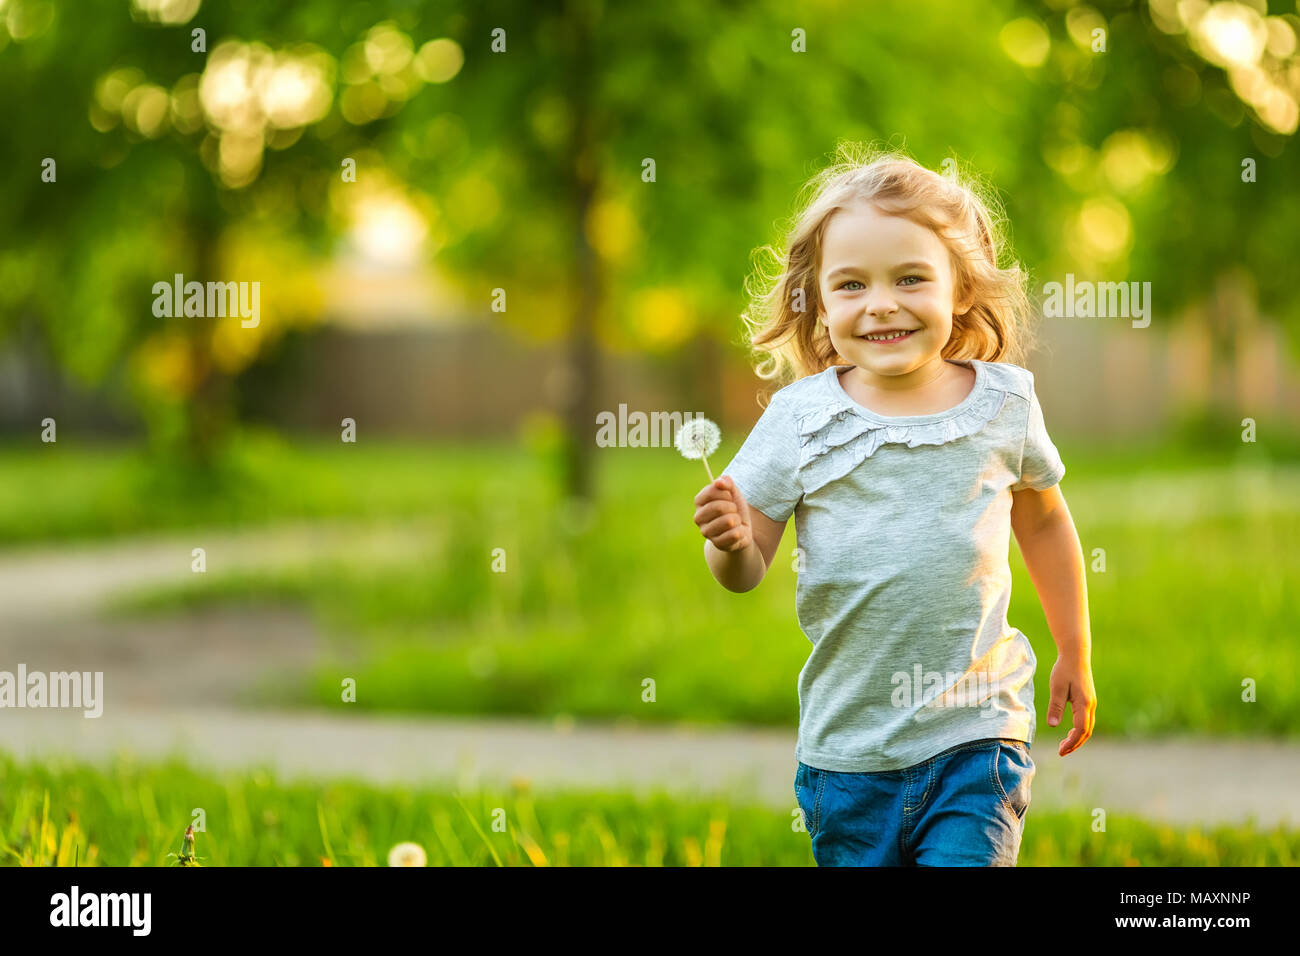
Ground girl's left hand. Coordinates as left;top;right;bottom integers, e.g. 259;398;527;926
1046;655;1096;756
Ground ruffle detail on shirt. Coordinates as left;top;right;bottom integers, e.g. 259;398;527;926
794;383;1008;495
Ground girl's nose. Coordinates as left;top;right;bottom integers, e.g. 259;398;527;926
865;288;899;317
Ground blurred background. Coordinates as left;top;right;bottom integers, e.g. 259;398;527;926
0;0;1298;866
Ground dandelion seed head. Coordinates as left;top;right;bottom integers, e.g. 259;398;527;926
387;841;428;866
674;416;721;460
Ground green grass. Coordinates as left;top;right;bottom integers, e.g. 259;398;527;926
0;428;537;545
1;753;1294;866
10;434;1300;737
2;424;1297;545
111;455;1300;739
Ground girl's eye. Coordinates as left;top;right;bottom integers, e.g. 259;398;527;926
838;276;923;290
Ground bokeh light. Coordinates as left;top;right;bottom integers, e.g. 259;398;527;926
1000;17;1050;68
129;0;200;25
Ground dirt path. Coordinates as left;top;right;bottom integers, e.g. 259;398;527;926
2;705;1297;829
4;462;1297;625
2;519;1299;830
0;518;441;625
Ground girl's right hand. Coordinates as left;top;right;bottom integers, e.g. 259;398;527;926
694;476;754;553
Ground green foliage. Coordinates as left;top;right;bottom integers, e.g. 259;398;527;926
4;0;1298;453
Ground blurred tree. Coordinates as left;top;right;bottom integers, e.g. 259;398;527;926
388;0;1058;502
990;1;1300;429
0;0;436;467
1;0;1297;491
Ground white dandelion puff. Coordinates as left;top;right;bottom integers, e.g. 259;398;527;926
387;841;428;866
675;416;722;482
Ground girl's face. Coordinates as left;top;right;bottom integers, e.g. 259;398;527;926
816;200;971;382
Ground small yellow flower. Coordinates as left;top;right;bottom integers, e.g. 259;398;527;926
387;841;427;867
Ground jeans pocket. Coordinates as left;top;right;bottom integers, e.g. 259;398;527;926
991;741;1035;819
794;762;825;837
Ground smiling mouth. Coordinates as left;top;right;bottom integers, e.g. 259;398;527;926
858;329;918;343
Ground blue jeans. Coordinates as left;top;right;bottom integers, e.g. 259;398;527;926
794;737;1035;866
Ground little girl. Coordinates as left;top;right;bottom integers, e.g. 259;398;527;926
695;146;1096;866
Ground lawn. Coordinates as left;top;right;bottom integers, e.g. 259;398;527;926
2;422;1296;543
6;433;1300;737
0;428;532;545
102;448;1300;739
2;754;1295;866
6;435;1298;867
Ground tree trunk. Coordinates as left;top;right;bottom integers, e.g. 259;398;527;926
180;209;233;472
561;0;602;505
1205;267;1254;431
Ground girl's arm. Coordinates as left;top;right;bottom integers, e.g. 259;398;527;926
1011;485;1097;756
704;505;787;592
695;476;788;593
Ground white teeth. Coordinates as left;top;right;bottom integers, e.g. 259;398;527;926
862;330;913;341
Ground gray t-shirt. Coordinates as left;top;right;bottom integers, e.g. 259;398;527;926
722;358;1066;772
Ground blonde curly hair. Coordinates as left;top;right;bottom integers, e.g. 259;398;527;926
738;142;1036;401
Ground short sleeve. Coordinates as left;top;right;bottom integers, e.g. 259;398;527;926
1012;381;1066;492
721;392;803;522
